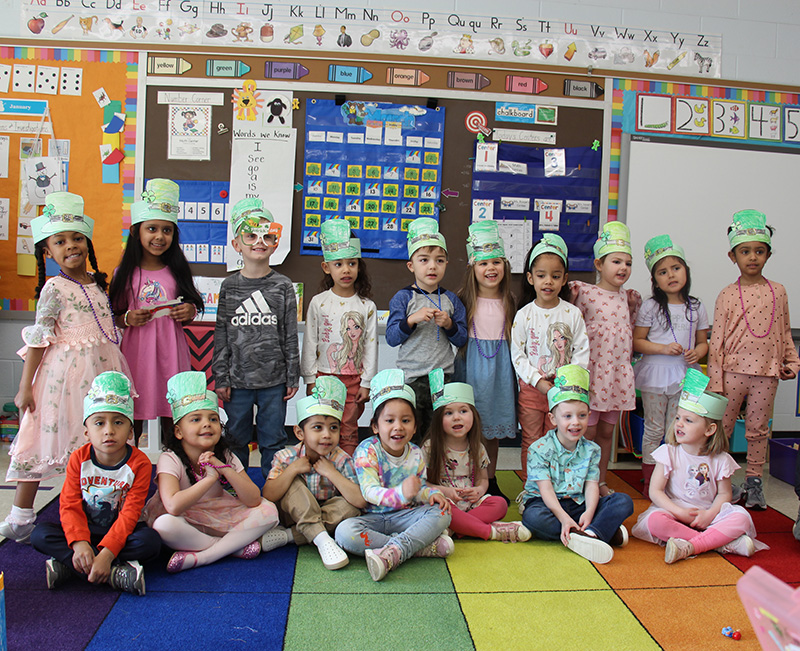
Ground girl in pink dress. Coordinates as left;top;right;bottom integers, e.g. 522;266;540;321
570;221;641;496
0;192;134;544
109;179;204;446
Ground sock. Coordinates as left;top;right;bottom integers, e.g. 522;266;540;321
9;506;35;525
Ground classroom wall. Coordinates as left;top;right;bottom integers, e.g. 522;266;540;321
3;1;798;86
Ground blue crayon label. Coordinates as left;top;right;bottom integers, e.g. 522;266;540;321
328;65;372;84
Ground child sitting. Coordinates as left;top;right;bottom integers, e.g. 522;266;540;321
262;376;366;570
31;372;161;595
519;364;634;564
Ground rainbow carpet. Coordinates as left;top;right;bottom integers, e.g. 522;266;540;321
2;470;798;650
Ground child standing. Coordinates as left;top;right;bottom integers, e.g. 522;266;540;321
0;192;134;544
300;219;378;454
511;234;590;478
633;235;709;496
335;369;452;582
143;371;280;572
632;368;766;563
520;365;634;564
422;369;530;542
213;198;299;475
570;222;642;495
456;221;518;499
263;376;366;570
708;210;799;509
109;179;204;447
386;217;468;440
31;372;161;594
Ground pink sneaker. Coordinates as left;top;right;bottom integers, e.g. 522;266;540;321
414;534;454;558
365;544;401;581
490;521;532;543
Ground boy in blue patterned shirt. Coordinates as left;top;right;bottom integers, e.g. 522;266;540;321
520;365;634;564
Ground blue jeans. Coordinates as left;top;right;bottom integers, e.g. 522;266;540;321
522;493;634;544
335;506;451;563
225;385;287;477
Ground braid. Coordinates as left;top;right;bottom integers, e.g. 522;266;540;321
34;243;47;299
86;239;108;292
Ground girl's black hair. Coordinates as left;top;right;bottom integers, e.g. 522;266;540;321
650;256;701;326
108;223;204;316
319;257;373;300
517;245;571;310
370;397;418;433
34;237;108;299
162;419;235;487
726;224;775;252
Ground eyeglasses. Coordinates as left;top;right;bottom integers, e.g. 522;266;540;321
240;222;282;246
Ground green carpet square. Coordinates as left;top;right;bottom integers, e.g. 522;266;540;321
292;545;457;594
285;593;473;650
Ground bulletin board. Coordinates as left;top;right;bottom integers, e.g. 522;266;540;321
0;47;138;308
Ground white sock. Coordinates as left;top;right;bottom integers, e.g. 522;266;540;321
313;531;335;547
9;506;35;525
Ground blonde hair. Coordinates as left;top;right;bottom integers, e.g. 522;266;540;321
539;322;574;378
457;258;515;343
331;310;366;371
665;417;729;456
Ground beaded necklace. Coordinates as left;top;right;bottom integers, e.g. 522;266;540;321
442;447;475;488
665;303;693;350
58;271;120;344
472;317;506;359
738;276;776;339
415;283;442;340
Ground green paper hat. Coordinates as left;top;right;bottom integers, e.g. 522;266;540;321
466;221;505;264
643;234;685;272
594;221;632;259
728;209;771;250
547;364;591;410
320;219;361;261
296;376;346;422
83;371;134;423
370;369;416;410
407;217;447;258
428;368;475;411
131;178;180;226
230;197;274;236
166;371;219;423
528;233;568;269
678;368;729;420
31;192;94;244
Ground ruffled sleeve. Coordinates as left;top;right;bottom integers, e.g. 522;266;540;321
651;444;673;476
713;452;740;480
20;281;63;349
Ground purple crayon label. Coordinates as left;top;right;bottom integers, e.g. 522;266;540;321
265;61;309;79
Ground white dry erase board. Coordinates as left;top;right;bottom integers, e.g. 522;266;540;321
620;135;800;323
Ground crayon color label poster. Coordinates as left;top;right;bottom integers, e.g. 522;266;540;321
301;99;445;260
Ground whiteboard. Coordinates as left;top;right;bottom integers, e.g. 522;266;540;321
622;137;800;323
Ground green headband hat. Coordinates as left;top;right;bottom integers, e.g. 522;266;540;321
31;192;94;244
428;368;475;411
166;371;219;423
678;368;729;420
230;197;275;236
528;233;568;269
407;217;447;258
296;376;346;422
547;364;591;410
83;371;134;423
728;209;771;250
644;234;686;272
370;369;416;410
131;178;180;226
320;219;362;261
466;221;505;264
594;221;632;259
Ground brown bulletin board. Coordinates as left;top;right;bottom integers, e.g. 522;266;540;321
0;48;137;307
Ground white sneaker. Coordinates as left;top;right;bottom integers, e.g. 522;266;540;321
490;521;532;543
260;525;293;553
566;531;614;564
313;532;349;570
515;491;526;515
610;525;629;548
0;518;35;544
664;537;695;564
717;534;756;557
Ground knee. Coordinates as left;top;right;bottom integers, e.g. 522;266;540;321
333;517;361;546
608;492;634;515
421;504;451;529
152;513;181;534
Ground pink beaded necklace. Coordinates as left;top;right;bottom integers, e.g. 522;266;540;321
738;276;776;339
58;271;120;344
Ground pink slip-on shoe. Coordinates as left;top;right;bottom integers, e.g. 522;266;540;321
167;551;199;573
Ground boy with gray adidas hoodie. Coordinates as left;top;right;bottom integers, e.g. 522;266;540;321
213;198;299;476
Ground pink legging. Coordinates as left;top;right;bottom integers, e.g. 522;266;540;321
720;372;778;477
647;510;751;553
449;496;508;540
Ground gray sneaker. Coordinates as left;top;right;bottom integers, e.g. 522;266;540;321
109;560;146;596
794;505;800;542
45;558;72;589
730;483;746;505
744;476;767;511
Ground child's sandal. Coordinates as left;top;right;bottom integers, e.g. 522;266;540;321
599;481;615;496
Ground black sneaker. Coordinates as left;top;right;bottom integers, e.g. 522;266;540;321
109;560;146;596
487;476;510;505
45;558;72;589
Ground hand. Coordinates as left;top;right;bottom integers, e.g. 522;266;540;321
407;307;436;326
662;342;683;356
71;541;95;575
535;378;554;395
780;365;797;380
690;508;715;530
578;511;594;530
456;486;484;503
312;455;335;479
684;348;700;364
432;310;452;329
305;383;315;396
215;386;231;402
197;451;219;480
15;386;35;414
401;475;421;500
87;549;114;584
284;386;298;401
438;485;460;502
560;518;580;546
290;456;313;475
125;308;152;327
355;387;370;404
169;303;196;323
430;492;451;513
675;507;697;525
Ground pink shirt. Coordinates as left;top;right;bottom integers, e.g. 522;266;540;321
471;297;506;340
